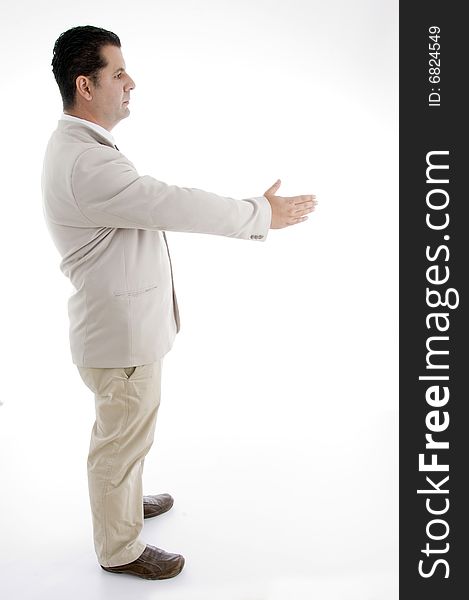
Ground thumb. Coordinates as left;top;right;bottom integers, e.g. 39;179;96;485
264;178;282;195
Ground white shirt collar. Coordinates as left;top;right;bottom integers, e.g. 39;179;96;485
60;113;116;147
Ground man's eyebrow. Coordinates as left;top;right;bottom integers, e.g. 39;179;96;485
112;67;126;75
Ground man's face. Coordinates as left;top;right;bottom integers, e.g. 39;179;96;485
87;44;136;130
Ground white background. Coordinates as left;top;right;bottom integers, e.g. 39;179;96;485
0;1;398;598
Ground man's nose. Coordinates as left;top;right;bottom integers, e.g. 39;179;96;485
126;75;136;90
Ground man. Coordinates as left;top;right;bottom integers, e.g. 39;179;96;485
41;25;317;581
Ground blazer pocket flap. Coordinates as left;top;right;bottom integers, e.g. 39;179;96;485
113;284;158;297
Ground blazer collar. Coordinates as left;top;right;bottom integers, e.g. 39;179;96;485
56;119;117;149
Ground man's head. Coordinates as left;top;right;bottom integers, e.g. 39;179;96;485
52;25;136;131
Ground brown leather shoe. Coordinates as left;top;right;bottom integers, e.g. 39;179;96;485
143;493;174;519
101;544;185;580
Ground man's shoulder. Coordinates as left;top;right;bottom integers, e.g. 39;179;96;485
45;122;120;170
46;120;115;157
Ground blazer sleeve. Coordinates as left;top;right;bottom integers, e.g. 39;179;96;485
70;145;272;241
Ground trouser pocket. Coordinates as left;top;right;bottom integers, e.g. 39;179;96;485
123;366;136;379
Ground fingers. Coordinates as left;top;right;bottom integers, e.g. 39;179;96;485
290;194;317;205
291;201;316;213
290;197;317;216
284;194;317;226
286;215;309;226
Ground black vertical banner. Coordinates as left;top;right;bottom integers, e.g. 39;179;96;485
400;2;467;597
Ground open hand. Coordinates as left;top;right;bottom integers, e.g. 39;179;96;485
263;179;317;229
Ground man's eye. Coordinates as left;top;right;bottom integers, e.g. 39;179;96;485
116;73;122;78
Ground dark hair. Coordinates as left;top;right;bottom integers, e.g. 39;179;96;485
51;25;121;110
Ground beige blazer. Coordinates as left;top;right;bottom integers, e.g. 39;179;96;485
41;120;272;367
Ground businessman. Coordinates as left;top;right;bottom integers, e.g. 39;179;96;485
41;25;317;581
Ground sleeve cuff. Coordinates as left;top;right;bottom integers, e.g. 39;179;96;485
248;195;272;241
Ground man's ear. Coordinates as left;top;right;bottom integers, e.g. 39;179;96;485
76;75;93;102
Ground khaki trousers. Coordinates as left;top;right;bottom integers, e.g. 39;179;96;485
77;360;163;567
